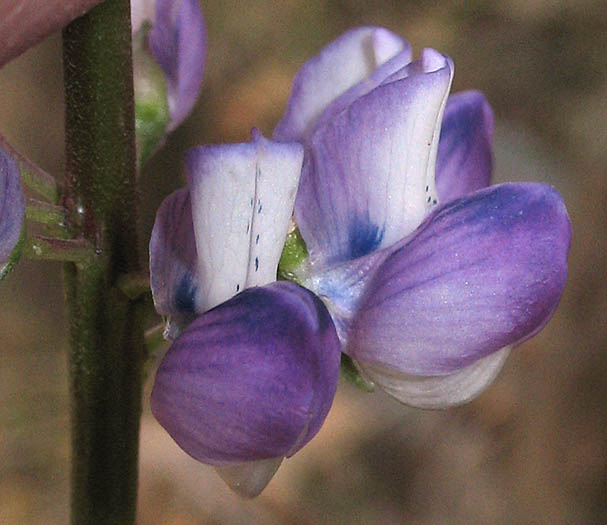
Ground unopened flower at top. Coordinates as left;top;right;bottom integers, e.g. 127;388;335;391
132;0;206;163
274;27;571;408
149;130;341;496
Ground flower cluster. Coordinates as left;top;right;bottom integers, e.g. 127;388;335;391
147;26;571;496
0;2;571;499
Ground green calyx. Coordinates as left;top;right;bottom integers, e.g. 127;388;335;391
133;23;170;167
278;226;308;283
340;353;375;392
277;225;373;393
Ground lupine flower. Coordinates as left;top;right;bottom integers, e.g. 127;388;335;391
274;27;571;408
149;130;341;496
0;146;26;280
132;0;206;162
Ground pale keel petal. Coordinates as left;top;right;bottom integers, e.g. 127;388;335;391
357;346;511;409
215;457;283;498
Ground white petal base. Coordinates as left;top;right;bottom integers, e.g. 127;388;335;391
356;346;511;409
215;456;283;498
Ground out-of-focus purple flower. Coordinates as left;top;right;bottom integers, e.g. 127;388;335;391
0;0;103;67
132;0;206;163
149;130;341;496
274;28;571;408
0;146;26;280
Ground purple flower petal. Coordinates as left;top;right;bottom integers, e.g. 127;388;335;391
149;0;206;130
273;27;411;142
149;187;198;332
1;147;25;279
185;130;303;312
348;183;571;378
436;90;494;202
150;281;341;469
295;49;453;270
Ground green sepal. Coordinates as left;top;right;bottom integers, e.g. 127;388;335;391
0;222;25;281
278;226;308;283
340;353;375;392
133;23;170;167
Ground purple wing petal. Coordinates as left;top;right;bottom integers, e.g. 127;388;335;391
149;188;198;330
273;27;411;142
296;50;453;269
436;91;494;202
150;281;341;467
149;0;206;130
349;183;571;376
1;147;25;279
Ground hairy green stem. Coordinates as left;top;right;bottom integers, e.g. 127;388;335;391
62;1;144;523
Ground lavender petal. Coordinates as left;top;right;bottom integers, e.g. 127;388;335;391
349;183;571;376
436;90;494;202
149;188;198;332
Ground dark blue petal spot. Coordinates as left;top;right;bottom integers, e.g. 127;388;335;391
175;274;197;313
255;257;259;271
347;215;384;259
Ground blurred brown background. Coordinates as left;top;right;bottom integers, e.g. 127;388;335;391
1;0;606;523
